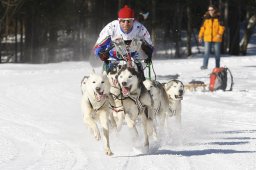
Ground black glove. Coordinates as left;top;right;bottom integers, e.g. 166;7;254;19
99;51;109;61
141;41;153;57
98;42;114;61
144;57;152;64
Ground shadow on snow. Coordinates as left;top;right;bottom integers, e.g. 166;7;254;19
113;149;255;158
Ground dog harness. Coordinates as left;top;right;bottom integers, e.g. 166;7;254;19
128;95;145;113
85;90;108;112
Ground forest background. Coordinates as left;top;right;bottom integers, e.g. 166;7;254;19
0;0;256;63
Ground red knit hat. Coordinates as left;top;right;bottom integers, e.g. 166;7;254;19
118;5;134;19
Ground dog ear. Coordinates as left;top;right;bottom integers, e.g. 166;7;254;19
102;71;109;82
102;71;107;76
115;74;119;80
163;82;169;90
164;81;173;90
81;76;88;85
179;80;184;88
116;66;125;80
118;65;122;70
81;76;88;94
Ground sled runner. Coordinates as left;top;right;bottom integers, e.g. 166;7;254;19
184;80;207;92
111;38;142;67
109;38;155;80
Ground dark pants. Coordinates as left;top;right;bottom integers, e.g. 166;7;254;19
203;42;221;68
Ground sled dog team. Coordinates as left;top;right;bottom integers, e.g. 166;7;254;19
81;66;184;156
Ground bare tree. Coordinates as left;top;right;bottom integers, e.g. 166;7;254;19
1;0;25;35
228;0;240;55
186;1;192;56
0;19;2;63
173;1;184;58
151;0;157;46
240;15;256;55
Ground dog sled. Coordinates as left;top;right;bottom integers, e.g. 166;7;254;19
184;80;208;92
81;38;186;156
184;66;234;92
105;37;156;80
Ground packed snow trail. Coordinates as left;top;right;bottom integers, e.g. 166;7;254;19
0;57;256;170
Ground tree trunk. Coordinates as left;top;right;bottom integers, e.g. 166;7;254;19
0;21;2;63
83;0;97;60
228;0;240;55
151;0;157;46
223;1;229;53
48;24;58;63
240;14;256;55
173;1;183;58
118;0;122;10
24;12;33;63
186;3;192;56
14;15;18;63
20;16;24;63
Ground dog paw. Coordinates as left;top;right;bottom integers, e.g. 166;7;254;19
125;115;135;128
110;121;117;129
105;148;113;156
146;120;154;136
115;113;124;131
116;119;124;132
116;123;123;132
141;144;149;154
152;130;158;141
94;131;101;141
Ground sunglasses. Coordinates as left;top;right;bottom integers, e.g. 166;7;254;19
119;19;134;23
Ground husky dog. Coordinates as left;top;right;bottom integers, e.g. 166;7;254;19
164;80;184;125
143;79;171;127
81;71;115;156
107;65;128;131
117;65;155;148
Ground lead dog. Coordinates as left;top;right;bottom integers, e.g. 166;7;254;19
163;80;184;125
81;71;115;156
117;65;155;148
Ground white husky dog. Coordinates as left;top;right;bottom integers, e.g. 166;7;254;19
117;65;155;148
81;71;116;156
164;80;184;125
143;79;171;127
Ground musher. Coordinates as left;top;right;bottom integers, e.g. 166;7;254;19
94;5;154;79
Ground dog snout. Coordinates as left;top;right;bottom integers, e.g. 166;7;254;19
179;90;184;95
96;87;101;92
122;82;127;86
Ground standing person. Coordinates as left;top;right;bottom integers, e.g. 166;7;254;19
198;5;225;70
94;5;153;77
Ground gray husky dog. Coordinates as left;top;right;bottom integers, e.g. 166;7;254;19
117;65;155;148
164;80;184;125
143;79;171;127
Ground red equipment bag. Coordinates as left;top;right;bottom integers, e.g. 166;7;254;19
209;67;234;92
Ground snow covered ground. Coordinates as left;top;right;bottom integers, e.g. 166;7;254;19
0;55;256;170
